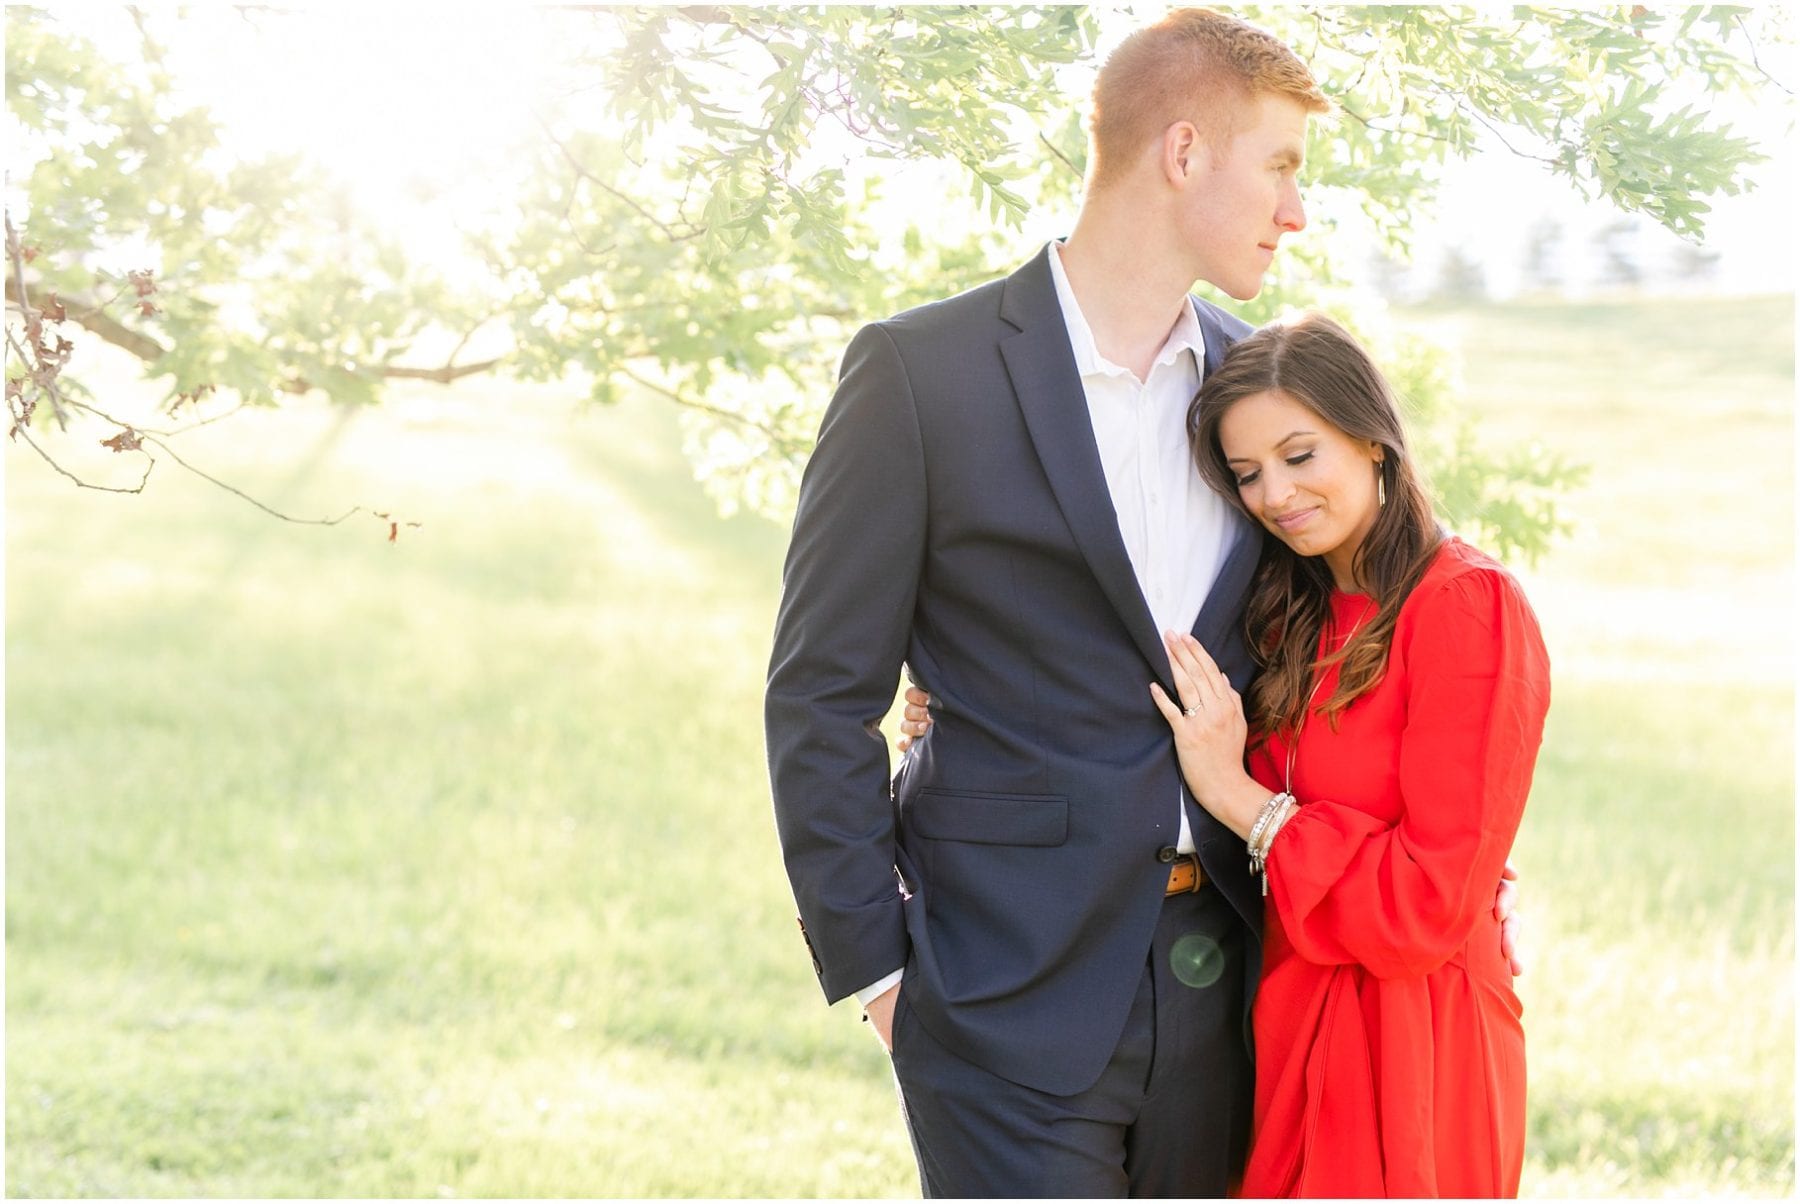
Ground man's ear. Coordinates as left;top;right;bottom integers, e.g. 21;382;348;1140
1162;120;1203;185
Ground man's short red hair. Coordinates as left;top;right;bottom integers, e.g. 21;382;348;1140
1087;8;1328;191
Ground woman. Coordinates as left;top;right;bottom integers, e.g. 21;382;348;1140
899;313;1549;1197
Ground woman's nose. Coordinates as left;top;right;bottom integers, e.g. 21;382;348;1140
1262;470;1297;508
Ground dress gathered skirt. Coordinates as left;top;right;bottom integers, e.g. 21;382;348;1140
1235;539;1551;1199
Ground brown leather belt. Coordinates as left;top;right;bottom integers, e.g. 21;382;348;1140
1165;853;1206;895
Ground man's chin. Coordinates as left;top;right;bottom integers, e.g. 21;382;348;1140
1222;278;1266;302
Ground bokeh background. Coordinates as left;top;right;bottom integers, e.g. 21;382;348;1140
7;5;1795;1198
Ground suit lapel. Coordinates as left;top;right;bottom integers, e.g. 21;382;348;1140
1194;295;1238;381
1191;512;1262;649
999;249;1170;679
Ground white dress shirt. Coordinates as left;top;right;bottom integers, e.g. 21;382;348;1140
1043;240;1240;664
856;242;1242;1008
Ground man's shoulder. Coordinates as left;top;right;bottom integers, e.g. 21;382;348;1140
1191;294;1255;343
874;275;1010;343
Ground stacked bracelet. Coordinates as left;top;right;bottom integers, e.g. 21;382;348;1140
1247;791;1298;896
1246;791;1288;850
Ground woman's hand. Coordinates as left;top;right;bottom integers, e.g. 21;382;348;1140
896;685;932;753
1149;632;1266;836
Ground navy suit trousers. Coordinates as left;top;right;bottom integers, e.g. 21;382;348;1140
888;886;1255;1198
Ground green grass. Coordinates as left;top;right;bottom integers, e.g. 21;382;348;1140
1410;294;1794;1197
7;293;1794;1196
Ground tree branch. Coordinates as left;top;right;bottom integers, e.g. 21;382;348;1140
1733;13;1797;97
1038;131;1083;180
377;358;504;384
1336;96;1562;170
806;83;911;154
152;399;247;436
442;311;498;369
4;277;72;431
6;277;503;387
1335;100;1458;146
557;177;618;257
1443;91;1565;168
6;275;169;363
4;214;71;427
126;6;167;68
140;432;362;525
19;388;367;525
614;364;808;456
533;112;705;243
72;281;133;321
8;416;155;493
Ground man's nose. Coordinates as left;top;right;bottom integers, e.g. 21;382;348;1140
1278;181;1306;233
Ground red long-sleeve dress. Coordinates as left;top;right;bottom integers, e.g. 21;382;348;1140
1236;538;1551;1199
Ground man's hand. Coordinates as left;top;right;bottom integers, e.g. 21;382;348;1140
864;982;901;1051
896;686;932;753
1496;860;1525;977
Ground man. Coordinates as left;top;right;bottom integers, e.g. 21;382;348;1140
767;9;1498;1196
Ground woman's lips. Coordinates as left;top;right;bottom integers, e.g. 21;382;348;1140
1271;507;1317;532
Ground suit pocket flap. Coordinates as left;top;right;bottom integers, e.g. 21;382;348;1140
910;789;1069;847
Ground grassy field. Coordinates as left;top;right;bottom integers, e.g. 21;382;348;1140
6;292;1794;1197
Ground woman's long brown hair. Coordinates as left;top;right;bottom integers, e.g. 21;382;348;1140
1189;313;1442;745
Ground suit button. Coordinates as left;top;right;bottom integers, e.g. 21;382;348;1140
1156;845;1179;863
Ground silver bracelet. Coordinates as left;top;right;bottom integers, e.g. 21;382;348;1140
1250;793;1298;896
1247;791;1295;869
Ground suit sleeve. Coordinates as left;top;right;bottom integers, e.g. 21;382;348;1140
765;322;927;1004
1267;567;1551;980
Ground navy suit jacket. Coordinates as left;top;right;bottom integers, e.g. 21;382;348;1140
766;245;1265;1096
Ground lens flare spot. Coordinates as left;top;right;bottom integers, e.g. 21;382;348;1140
1171;933;1225;989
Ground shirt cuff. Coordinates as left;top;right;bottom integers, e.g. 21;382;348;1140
854;968;905;1009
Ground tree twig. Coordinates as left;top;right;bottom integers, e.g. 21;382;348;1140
1038;131;1083;180
614;364;807;455
378;358;504;384
71;281;133;321
808;85;910;154
5;322;71;430
5;275;169;363
533;112;705;243
6;275;504;388
126;6;167;68
8;416;155;494
22;389;366;523
558;179;618;257
1445;91;1564;168
1334;100;1458;147
1733;13;1797;97
442;311;499;370
62;394;243;441
139;433;361;525
152;399;248;436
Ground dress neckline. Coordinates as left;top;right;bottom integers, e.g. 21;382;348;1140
1329;588;1377;624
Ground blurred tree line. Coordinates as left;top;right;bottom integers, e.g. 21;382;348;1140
6;5;1791;558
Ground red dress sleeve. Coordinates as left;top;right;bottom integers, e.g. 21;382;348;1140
1266;566;1551;979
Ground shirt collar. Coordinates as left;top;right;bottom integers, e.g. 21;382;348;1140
1046;239;1205;381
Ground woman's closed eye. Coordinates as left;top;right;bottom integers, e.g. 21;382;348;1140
1234;450;1314;487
